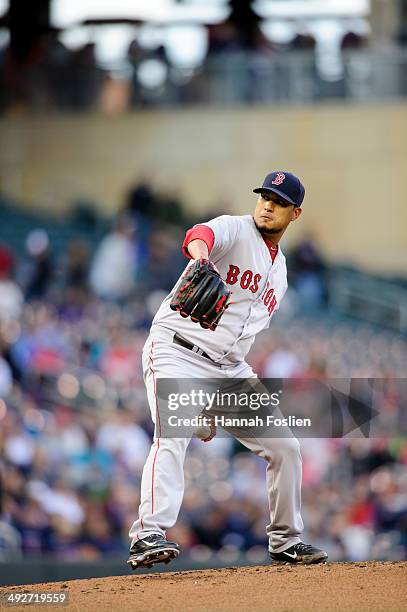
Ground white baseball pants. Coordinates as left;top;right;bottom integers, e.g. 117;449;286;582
129;326;304;553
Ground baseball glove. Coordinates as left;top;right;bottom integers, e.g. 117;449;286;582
170;258;231;331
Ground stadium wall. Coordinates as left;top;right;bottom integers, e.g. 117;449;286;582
0;103;406;274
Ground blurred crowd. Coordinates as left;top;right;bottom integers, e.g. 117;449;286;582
0;20;387;114
0;183;407;563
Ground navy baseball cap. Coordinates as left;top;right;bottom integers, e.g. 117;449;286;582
253;171;305;207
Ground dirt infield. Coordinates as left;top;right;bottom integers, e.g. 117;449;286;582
1;562;406;612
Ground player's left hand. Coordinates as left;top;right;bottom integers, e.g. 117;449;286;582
170;258;231;331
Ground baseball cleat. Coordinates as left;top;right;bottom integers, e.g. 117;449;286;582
127;534;180;570
270;542;328;565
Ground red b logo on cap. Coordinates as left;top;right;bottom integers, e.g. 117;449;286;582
272;173;285;186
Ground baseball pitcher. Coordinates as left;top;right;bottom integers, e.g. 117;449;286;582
127;171;328;569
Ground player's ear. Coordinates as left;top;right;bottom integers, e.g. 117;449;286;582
291;207;302;221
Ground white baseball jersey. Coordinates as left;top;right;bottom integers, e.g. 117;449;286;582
152;214;288;364
130;214;304;555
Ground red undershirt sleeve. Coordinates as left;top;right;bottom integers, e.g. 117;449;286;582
182;224;215;259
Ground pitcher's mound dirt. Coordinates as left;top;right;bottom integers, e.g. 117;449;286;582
1;562;407;612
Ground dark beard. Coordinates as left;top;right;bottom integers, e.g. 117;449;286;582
254;220;282;235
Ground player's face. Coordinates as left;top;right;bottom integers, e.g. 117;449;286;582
253;192;302;236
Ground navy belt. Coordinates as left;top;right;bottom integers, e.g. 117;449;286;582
173;333;221;367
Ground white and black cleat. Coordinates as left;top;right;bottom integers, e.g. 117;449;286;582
270;542;328;565
127;534;180;570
